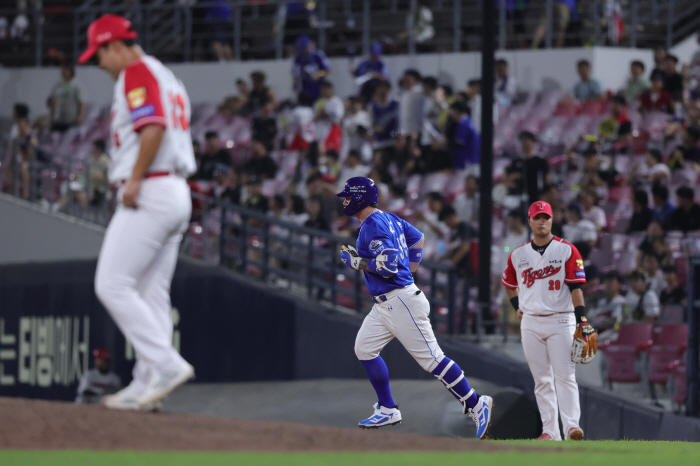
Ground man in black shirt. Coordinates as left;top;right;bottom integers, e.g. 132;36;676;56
437;205;477;279
665;186;700;232
197;131;233;181
662;55;684;101
659;265;687;306
627;189;653;233
511;131;550;205
251;98;278;151
668;126;700;171
243;138;278;180
243;176;269;213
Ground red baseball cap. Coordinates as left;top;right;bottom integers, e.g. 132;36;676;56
528;201;553;218
77;14;138;64
93;348;112;360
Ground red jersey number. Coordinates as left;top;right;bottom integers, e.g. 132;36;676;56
168;92;189;130
548;280;561;291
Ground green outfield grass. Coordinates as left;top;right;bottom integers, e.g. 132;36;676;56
2;441;698;466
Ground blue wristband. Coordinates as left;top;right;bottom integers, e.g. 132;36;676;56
409;248;424;263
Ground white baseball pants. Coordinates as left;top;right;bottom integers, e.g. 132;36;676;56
521;313;580;440
355;284;445;373
95;176;191;384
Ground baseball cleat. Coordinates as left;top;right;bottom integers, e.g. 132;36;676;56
536;432;555;441
567;426;584;440
137;362;195;408
358;403;402;429
466;395;493;439
102;393;141;410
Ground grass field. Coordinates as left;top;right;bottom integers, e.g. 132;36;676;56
2;441;698;466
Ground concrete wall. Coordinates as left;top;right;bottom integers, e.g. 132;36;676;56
0;194;104;264
0;47;658;118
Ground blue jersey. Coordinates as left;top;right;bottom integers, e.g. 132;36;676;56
356;210;424;296
292;50;331;101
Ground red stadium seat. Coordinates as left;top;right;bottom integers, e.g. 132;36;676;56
666;361;687;407
599;323;654;384
553;102;579;117
647;324;688;385
608;186;632;202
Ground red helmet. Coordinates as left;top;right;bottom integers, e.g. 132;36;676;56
93;348;111;360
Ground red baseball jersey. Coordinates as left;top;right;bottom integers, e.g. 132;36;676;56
502;237;586;314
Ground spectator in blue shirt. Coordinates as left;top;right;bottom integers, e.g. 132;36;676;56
573;59;604;101
651;184;675;222
292;35;331;102
353;42;390;104
449;101;480;170
206;0;233;62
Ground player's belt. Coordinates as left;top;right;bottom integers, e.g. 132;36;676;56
373;285;417;304
111;171;178;188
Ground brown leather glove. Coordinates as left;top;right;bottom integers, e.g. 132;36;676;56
571;318;598;364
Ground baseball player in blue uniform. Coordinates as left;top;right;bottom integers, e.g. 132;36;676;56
337;176;493;438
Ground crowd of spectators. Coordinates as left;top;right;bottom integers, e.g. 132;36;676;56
4;32;700;338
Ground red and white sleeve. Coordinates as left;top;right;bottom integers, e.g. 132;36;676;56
501;252;518;289
123;62;167;131
564;243;587;284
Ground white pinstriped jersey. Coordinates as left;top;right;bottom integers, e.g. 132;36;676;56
502;237;586;315
109;55;196;182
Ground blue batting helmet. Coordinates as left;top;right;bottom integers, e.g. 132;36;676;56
336;177;378;216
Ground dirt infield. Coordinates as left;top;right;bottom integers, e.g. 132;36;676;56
0;397;539;452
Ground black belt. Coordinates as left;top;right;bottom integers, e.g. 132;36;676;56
373;288;421;304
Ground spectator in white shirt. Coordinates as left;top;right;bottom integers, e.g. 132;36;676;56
645;149;671;184
341;96;372;163
335;150;370;191
313;81;344;153
580;188;607;231
398;69;424;136
623;270;660;323
452;174;480;225
642;252;665;296
495;59;517;106
498;209;530;273
562;202;598;247
466;78;497;134
590;271;627;337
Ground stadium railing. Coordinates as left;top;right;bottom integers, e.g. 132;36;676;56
6;153;503;337
1;0;698;67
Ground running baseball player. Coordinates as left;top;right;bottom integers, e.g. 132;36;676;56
337;177;493;438
79;14;196;410
502;201;597;441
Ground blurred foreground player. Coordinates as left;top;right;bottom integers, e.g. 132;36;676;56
502;201;597;440
337;177;493;438
75;348;122;404
79;14;196;410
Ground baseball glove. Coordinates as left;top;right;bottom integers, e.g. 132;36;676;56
571;318;598;364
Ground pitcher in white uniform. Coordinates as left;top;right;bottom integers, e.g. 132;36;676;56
78;14;196;410
502;201;596;441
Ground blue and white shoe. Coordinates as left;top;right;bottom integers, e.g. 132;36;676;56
358;403;402;429
466;395;493;439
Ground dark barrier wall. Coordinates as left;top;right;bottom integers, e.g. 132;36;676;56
2;258;700;440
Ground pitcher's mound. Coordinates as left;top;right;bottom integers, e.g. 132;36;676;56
0;397;530;452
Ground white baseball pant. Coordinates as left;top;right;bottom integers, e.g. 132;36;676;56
521;312;580;440
95;176;191;386
355;284;445;373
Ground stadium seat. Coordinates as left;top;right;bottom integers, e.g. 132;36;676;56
647;324;688;386
599;323;654;385
666;360;687;408
658;305;685;325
